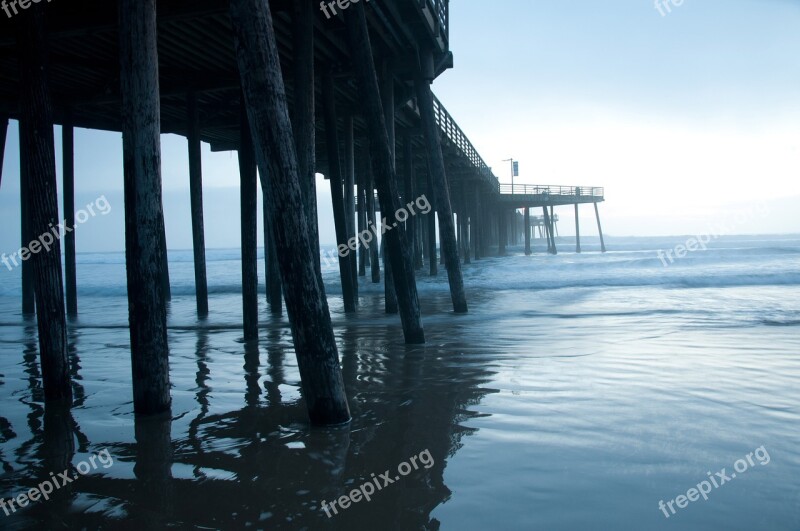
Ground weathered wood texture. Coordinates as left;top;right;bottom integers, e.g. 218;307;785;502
366;155;380;284
238;106;259;340
119;0;171;415
229;0;350;424
344;116;358;299
357;152;368;277
62;120;77;316
17;4;71;403
292;0;321;277
19;123;35;315
321;71;357;313
426;172;438;276
344;3;424;343
261;182;283;316
380;70;398;314
187;92;209;316
415;74;467;313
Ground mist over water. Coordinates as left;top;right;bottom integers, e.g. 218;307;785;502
0;235;799;529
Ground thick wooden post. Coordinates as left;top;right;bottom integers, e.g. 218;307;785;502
357;156;367;277
426;172;438;276
344;116;358;302
403;132;417;267
17;4;71;403
414;67;468;313
292;0;321;275
498;207;507;256
344;4;424;343
158;217;170;302
380;70;398;314
366;168;380;283
262;185;283;316
472;186;481;260
239;105;260;340
595;202;607;253
542;206;553;254
19;123;35;315
119;0;171;414
230;0;350;424
575;203;582;253
62;119;77;317
321;71;357;313
187;93;209;316
524;207;531;255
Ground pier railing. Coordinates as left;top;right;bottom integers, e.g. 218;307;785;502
433;94;499;189
419;0;449;47
499;184;604;198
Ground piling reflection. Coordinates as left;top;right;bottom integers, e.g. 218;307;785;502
0;311;495;529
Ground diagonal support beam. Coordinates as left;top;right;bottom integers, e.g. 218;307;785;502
229;0;350;424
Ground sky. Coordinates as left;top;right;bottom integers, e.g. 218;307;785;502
0;0;799;254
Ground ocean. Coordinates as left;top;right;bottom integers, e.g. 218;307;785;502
1;234;799;530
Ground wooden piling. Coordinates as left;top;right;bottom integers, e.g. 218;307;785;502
542;205;553;254
381;69;398;314
426;173;438;276
574;203;581;254
229;0;351;423
17;4;71;403
62;118;77;316
261;194;283;316
344;116;358;302
366;168;380;283
594;202;607;253
357;155;368;277
19;122;35;315
344;3;424;343
415;69;467;312
187;92;209;317
321;71;357;313
524;207;531;255
472;187;481;260
238;104;260;340
291;0;321;273
498;208;507;256
403;132;416;261
119;0;171;414
158;215;171;302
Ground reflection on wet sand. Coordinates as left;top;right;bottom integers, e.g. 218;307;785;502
0;300;495;529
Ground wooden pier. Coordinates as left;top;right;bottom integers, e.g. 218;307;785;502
0;0;606;424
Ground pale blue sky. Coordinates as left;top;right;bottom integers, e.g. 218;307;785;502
0;0;798;254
